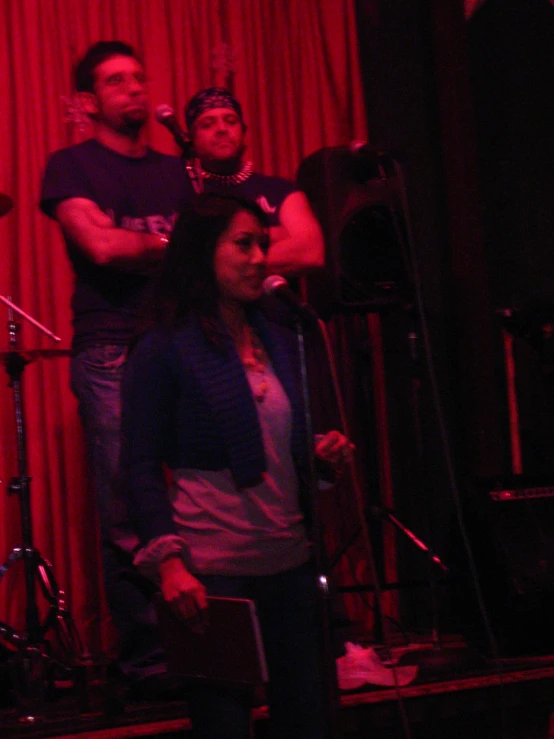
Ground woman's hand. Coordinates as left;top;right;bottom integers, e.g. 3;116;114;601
158;555;208;627
314;430;355;470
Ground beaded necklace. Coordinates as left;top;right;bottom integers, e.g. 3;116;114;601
239;325;269;403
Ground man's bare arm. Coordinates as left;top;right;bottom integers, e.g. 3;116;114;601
55;198;168;271
265;190;325;276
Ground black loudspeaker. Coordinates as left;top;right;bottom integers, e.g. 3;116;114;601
448;480;554;656
296;146;411;319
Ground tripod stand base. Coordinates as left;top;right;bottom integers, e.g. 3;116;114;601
9;647;47;723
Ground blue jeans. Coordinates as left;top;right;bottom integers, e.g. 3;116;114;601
188;562;325;739
71;345;165;680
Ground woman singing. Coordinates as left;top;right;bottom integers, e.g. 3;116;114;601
121;193;353;739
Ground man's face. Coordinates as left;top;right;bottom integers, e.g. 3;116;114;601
89;55;150;133
190;107;245;166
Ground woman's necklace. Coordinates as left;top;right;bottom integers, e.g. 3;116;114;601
240;325;269;403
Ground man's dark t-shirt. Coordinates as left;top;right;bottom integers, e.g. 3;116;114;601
41;139;188;352
183;171;296;227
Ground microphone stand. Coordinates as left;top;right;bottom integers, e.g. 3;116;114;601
154;107;204;194
0;295;85;722
325;312;448;651
406;317;446;655
295;316;343;739
183;155;204;194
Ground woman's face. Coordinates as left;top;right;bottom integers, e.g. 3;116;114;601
214;210;268;304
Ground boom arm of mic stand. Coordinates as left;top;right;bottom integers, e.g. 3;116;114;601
370;506;448;573
0;294;61;342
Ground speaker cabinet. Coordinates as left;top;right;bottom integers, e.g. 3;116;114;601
296;146;411;319
448;480;554;656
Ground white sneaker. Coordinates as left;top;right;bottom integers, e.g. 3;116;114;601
336;642;418;690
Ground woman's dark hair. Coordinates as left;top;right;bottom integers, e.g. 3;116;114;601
150;192;269;328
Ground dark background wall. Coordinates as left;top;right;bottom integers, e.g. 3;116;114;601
469;0;554;478
470;0;554;311
350;0;554;637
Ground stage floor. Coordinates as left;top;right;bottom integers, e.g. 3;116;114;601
2;646;554;739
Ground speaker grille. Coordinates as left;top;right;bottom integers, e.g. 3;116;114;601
338;205;409;311
449;480;554;654
296;146;412;318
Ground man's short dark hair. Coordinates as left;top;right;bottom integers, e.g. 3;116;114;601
75;40;140;93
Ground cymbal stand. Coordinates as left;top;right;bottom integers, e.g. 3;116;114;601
0;295;85;721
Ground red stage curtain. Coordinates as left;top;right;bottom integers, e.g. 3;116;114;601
0;0;367;657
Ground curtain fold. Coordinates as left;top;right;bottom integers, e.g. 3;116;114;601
0;0;367;655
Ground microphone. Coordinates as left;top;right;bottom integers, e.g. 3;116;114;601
262;275;316;323
155;105;194;156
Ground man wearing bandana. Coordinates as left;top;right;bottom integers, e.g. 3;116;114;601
183;87;325;277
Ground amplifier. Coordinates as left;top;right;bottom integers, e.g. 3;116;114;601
450;478;554;655
489;485;554;501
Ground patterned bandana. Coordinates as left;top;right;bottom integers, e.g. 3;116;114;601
185;87;243;130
